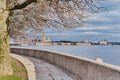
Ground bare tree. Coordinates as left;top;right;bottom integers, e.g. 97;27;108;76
0;0;105;75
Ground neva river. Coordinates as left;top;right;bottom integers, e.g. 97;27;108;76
11;45;120;66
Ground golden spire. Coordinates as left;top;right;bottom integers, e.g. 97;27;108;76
41;32;46;42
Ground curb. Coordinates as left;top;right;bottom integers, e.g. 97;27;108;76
10;53;36;80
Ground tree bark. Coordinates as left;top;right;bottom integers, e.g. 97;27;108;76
0;0;13;75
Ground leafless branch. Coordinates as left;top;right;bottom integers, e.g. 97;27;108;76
7;0;106;39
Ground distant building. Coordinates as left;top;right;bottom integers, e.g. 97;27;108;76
76;40;91;46
99;40;108;45
35;32;51;46
41;32;51;42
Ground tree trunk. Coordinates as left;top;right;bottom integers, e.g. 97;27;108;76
0;0;13;75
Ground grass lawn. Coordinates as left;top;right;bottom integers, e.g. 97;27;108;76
0;58;28;80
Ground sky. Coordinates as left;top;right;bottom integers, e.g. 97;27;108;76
39;0;120;42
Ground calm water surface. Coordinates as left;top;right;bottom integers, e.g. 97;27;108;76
11;45;120;66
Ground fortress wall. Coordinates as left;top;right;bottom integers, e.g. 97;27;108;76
10;48;120;80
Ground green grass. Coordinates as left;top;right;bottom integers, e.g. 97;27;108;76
0;58;28;80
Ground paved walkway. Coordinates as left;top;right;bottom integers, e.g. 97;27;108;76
24;56;78;80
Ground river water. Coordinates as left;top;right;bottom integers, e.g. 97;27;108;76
11;45;120;66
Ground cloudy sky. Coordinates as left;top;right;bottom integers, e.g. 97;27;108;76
40;0;120;42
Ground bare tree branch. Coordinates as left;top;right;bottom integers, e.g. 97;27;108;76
7;0;37;11
7;0;107;39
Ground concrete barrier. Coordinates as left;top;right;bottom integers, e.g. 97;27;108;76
10;48;120;80
10;54;36;80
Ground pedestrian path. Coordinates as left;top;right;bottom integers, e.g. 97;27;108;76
24;56;77;80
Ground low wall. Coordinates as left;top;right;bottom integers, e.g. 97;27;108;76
10;48;120;80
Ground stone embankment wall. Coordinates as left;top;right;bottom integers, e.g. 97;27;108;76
10;48;120;80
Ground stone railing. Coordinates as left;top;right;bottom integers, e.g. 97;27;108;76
10;48;120;80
